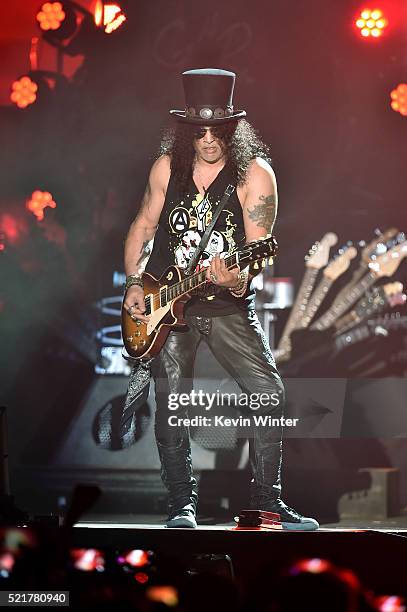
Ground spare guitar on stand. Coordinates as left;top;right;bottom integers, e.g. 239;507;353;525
274;232;338;362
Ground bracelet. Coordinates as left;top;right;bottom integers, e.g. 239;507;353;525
125;274;144;291
229;270;249;298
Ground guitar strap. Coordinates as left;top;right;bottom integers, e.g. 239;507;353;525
118;184;236;448
185;183;236;275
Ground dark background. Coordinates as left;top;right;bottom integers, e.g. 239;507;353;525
0;0;406;521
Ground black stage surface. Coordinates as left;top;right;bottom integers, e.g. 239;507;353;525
66;515;407;594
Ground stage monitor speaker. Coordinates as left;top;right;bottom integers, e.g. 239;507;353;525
53;341;250;471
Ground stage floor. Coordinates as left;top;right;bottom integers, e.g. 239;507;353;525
75;513;407;532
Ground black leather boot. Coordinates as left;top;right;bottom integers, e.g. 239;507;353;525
249;439;319;531
157;437;198;528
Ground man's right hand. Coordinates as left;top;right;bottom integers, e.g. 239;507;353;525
123;285;150;323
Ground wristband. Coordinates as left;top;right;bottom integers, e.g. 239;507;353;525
229;269;249;298
125;274;144;291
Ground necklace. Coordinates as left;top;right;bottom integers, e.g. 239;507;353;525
194;164;222;193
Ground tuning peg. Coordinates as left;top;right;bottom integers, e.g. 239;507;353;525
261;259;266;268
268;256;274;265
253;261;260;270
266;233;271;239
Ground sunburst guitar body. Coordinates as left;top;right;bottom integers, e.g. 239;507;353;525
121;236;278;360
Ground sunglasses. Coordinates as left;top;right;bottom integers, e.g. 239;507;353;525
193;126;226;140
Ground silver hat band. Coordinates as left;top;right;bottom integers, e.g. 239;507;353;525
186;105;234;120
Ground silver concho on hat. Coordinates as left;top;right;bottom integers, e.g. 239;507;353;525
214;107;225;118
199;107;213;119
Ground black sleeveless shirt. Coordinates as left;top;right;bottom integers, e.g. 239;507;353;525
145;161;255;316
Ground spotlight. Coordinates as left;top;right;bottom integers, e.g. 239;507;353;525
36;1;98;55
36;1;77;41
10;76;39;109
94;1;127;34
26;191;57;221
390;84;407;116
10;71;66;110
355;8;388;38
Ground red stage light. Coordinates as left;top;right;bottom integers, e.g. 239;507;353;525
355;8;388;38
134;572;149;584
94;2;126;34
0;214;23;244
26;191;57;221
36;2;66;31
390;84;407;116
10;76;38;109
123;549;150;568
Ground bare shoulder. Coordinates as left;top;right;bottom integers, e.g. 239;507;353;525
246;157;276;184
149;154;171;191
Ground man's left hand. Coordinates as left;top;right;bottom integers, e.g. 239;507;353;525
206;255;240;288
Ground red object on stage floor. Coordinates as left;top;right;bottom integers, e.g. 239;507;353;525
234;509;283;530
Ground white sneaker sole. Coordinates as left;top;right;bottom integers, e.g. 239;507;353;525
165;516;197;528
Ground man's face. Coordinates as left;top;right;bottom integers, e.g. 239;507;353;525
192;126;226;164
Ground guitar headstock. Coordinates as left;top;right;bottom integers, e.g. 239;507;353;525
305;232;338;269
353;282;404;319
368;241;407;278
239;235;278;267
323;246;358;280
388;292;406;308
384;281;403;297
361;228;399;263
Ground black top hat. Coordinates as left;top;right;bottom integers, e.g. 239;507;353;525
170;68;246;124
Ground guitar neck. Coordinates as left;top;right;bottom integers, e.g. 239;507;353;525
335;316;407;350
300;276;333;328
334;287;387;333
166;251;240;301
277;267;320;350
332;263;368;303
311;271;377;330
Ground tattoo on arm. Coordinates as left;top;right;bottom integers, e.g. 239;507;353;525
139;181;152;213
247;195;276;230
134;239;151;273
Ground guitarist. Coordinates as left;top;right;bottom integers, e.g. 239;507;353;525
123;69;318;531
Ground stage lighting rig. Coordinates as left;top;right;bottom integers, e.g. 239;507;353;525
10;76;40;109
35;1;99;56
94;2;127;34
390;84;407;117
26;191;57;221
355;8;388;38
9;71;67;110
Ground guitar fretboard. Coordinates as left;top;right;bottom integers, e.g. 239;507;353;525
277;267;320;351
311;271;377;330
145;252;240;313
300;276;333;328
334;286;387;333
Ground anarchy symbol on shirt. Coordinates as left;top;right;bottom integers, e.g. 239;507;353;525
169;207;190;233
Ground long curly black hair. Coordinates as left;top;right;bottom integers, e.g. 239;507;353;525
158;119;272;195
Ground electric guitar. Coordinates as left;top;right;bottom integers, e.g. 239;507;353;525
121;236;278;360
335;314;407;351
331;228;399;304
311;241;407;330
275;232;338;358
334;282;404;333
299;245;358;328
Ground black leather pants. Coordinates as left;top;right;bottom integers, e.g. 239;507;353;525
151;310;285;517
